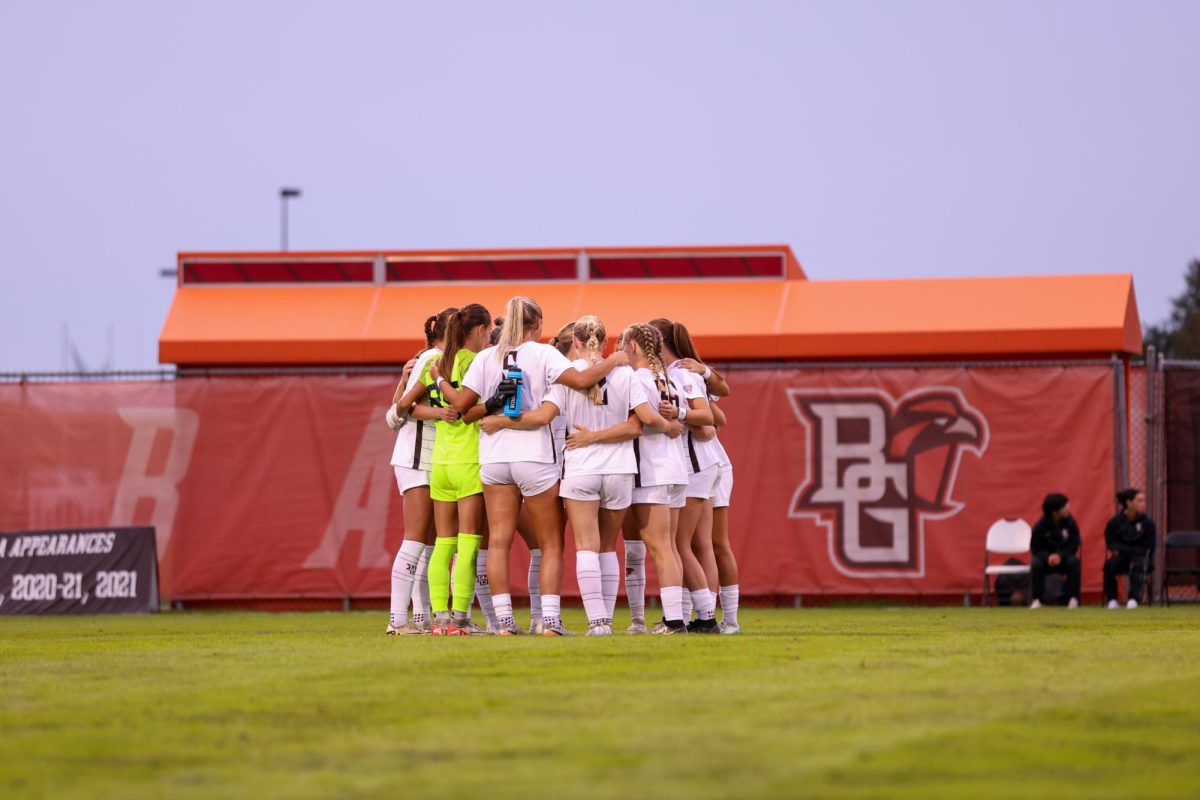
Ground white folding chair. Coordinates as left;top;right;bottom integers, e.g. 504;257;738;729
982;518;1032;606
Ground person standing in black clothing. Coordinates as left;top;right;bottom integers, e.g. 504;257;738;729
1103;488;1157;609
1030;493;1081;609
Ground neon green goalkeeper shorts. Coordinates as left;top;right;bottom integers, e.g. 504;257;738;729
430;462;483;502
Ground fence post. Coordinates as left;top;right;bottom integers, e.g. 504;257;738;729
1113;354;1129;490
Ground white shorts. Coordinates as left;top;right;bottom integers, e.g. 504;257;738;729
713;465;734;508
393;466;430;495
560;473;634;510
632;483;685;508
481;461;560;497
685;464;721;501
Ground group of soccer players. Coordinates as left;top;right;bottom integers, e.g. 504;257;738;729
384;295;739;636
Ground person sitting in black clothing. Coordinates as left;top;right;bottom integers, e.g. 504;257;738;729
1030;493;1081;609
1103;487;1157;609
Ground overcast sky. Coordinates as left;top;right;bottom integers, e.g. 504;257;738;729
2;2;1196;371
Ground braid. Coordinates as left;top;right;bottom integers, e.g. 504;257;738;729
574;315;606;404
631;323;669;398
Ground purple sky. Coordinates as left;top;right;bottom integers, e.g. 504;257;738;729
2;2;1196;371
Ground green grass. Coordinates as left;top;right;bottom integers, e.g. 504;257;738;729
3;607;1200;799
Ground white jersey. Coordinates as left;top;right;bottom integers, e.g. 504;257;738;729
462;340;572;465
630;368;688;488
709;396;731;468
546;362;649;477
389;348;440;471
669;365;722;475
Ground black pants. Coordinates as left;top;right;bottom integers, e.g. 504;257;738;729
1104;551;1151;603
1031;554;1080;603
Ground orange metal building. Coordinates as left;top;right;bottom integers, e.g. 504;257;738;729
158;245;1142;365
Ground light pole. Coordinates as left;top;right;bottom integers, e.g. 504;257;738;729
280;187;302;251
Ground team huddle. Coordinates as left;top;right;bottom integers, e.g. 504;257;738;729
384;296;739;636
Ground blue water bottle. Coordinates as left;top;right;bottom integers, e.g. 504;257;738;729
503;352;523;418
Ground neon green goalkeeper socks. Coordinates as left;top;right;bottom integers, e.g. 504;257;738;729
452;533;483;614
429;535;458;614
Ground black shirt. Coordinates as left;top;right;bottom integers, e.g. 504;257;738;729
1104;512;1157;556
1030;514;1081;559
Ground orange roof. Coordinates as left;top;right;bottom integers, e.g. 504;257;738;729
158;247;1141;364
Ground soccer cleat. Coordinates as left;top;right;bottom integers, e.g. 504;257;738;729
686;617;719;634
446;624;470;636
493;621;526;636
1029;600;1042;609
586;624;613;636
652;619;687;635
718;619;741;635
1127;599;1139;609
1107;600;1119;610
386;621;425;636
1067;598;1079;609
465;619;492;636
626;620;649;635
412;616;433;634
540;619;573;637
529;620;544;636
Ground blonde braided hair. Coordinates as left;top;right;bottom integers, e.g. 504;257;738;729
574;315;606;404
623;323;669;399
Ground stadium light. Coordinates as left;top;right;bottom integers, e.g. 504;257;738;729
280;187;302;251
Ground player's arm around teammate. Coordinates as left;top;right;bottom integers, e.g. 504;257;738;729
650;318;723;633
422;304;493;636
619;323;690;634
386;308;457;635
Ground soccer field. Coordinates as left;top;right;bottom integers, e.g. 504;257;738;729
3;607;1199;799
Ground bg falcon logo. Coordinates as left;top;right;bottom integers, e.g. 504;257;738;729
788;388;989;578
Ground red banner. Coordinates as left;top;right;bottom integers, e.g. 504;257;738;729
0;365;1117;601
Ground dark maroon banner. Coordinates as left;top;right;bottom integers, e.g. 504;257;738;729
0;526;158;615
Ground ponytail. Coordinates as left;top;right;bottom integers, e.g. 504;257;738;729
552;322;576;356
440;303;491;375
495;296;542;363
574;315;606;404
648;318;683;361
425;307;456;350
669;320;702;362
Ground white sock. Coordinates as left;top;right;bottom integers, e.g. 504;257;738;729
542;594;561;626
661;585;684;623
720;584;739;626
493;592;514;628
474;549;497;628
412;544;433;624
389;540;425;627
692;588;716;621
528;548;543;625
599;551;620;620
681;588;693;621
624;541;646;623
577;550;607;626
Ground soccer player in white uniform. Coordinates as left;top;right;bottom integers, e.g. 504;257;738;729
384;309;456;634
670;334;739;634
649;318;722;633
619;323;691;634
706;396;739;633
440;296;626;636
